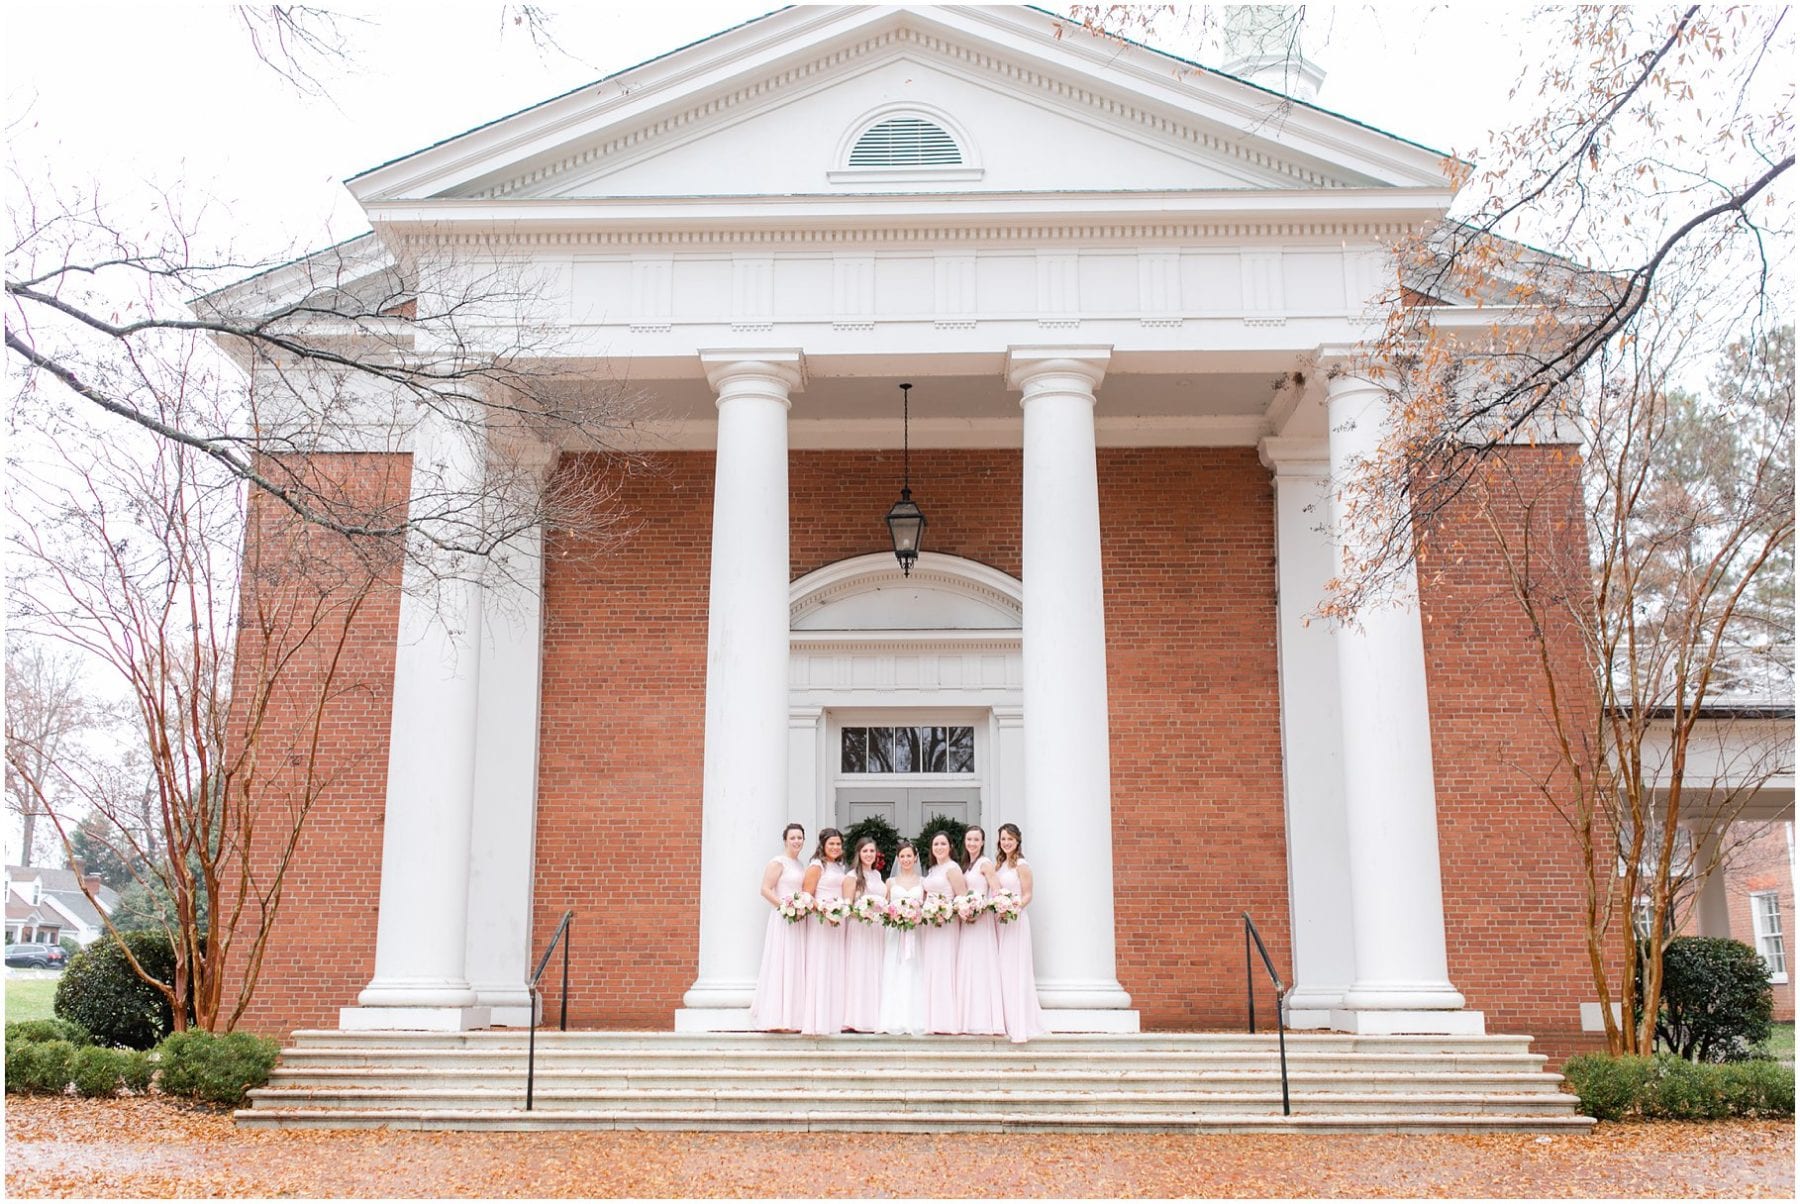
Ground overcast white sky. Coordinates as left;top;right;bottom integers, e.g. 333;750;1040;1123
6;3;1535;265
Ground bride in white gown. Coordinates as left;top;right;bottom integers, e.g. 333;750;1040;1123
878;841;927;1036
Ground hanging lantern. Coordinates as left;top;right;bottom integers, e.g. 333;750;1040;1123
885;382;927;576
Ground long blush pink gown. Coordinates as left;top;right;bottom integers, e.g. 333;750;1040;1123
800;859;848;1036
956;856;1006;1036
993;859;1047;1043
750;855;808;1031
840;869;885;1032
920;860;962;1034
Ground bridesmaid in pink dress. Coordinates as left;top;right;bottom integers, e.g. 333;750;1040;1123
955;826;1007;1036
992;822;1047;1043
920;831;968;1035
840;837;886;1032
750;823;809;1032
799;829;848;1036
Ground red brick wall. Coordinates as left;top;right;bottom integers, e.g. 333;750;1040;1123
1724;821;1795;1022
229;455;410;1034
530;447;1289;1028
233;444;1601;1045
1415;448;1606;1053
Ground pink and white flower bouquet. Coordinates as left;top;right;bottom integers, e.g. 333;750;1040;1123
988;889;1023;924
952;891;986;923
816;896;853;927
778;892;814;924
850;894;887;926
884;896;923;931
919;894;955;928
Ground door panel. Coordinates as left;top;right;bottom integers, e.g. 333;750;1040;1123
836;786;981;833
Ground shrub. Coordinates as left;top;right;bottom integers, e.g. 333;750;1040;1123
1656;936;1775;1061
55;931;180;1050
913;814;970;869
69;1046;135;1098
121;1050;155;1093
156;1030;280;1106
6;1038;77;1095
1562;1052;1793;1120
1641;1056;1729;1120
1562;1052;1653;1120
842;814;902;875
59;936;82;962
5;1018;92;1049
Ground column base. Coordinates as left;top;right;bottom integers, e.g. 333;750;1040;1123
1043;1008;1140;1034
1036;979;1134;1011
1283;984;1348;1028
1329;1008;1486;1035
1284;1009;1336;1030
682;980;755;1010
674;1007;756;1033
339;1005;493;1032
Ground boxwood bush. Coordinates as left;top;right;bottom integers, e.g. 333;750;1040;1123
5;1038;78;1095
156;1030;280;1106
6;1018;92;1048
69;1045;140;1098
1655;937;1776;1062
54;931;181;1050
1563;1052;1793;1120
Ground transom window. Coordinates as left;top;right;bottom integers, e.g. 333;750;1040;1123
841;725;974;774
847;116;963;167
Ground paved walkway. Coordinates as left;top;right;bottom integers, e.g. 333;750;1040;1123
4;1097;1792;1198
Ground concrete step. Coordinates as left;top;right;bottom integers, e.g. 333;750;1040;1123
247;1029;1589;1134
261;1065;1569;1095
236;1105;1595;1134
273;1049;1549;1076
287;1029;1539;1055
247;1084;1580;1117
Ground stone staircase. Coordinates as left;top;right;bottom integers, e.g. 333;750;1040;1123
236;1031;1593;1133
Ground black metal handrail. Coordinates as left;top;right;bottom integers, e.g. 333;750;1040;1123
1241;911;1291;1116
525;909;573;1111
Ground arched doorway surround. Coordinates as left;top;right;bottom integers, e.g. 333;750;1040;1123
787;552;1026;850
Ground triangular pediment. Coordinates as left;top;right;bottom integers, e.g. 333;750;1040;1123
350;6;1454;208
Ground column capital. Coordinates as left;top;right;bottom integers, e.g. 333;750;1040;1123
1257;436;1329;478
1004;345;1111;394
699;348;807;396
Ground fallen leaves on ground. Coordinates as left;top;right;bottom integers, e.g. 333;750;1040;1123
4;1096;1792;1198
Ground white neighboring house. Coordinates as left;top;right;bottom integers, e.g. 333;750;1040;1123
4;866;120;947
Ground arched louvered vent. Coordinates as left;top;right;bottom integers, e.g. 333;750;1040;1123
847;116;963;168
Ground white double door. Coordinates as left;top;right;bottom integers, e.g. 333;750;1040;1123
836;785;981;835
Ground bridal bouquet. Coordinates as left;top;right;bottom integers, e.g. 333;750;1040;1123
850;895;887;926
816;896;853;927
952;891;986;923
884;896;923;931
988;889;1023;924
919;894;955;928
778;892;814;924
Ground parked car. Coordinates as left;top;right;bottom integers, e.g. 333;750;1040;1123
4;942;67;969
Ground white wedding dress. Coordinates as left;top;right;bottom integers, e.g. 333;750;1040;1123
878;877;927;1036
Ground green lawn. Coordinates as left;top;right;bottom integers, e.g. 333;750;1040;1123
1761;1020;1795;1060
5;977;60;1023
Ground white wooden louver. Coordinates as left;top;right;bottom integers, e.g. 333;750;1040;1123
847;117;963;167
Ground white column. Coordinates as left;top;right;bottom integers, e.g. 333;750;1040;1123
1008;346;1136;1029
1688;825;1734;937
343;406;492;1031
1258;436;1356;1027
678;350;801;1028
464;500;551;1027
1323;370;1479;1034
